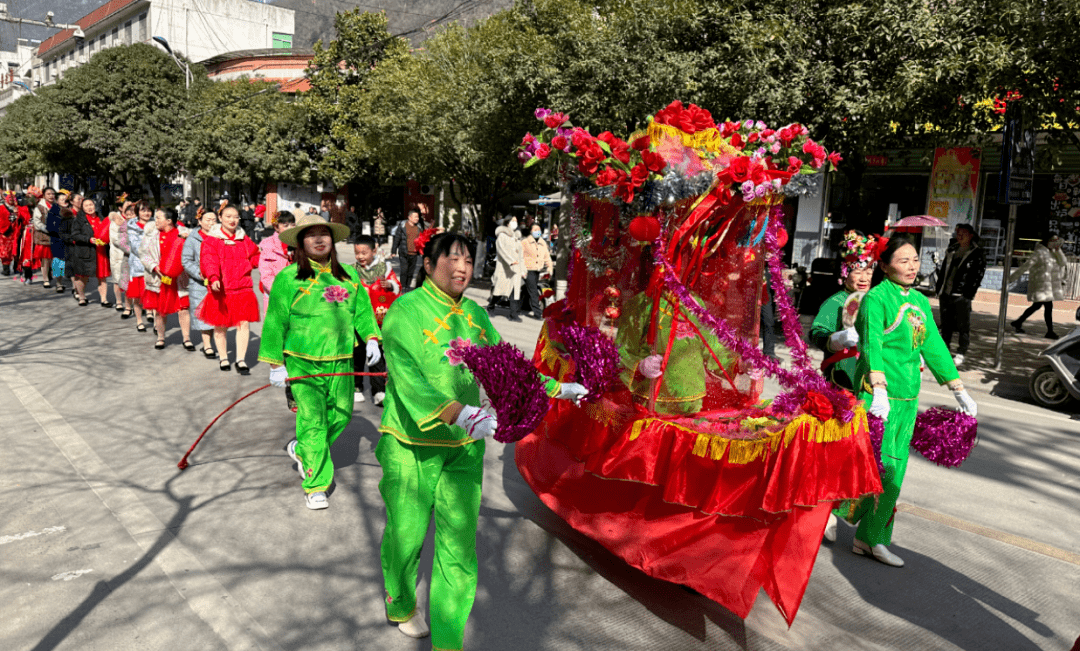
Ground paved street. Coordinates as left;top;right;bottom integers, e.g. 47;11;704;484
2;251;1078;651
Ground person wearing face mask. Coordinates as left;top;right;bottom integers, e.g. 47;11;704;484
259;214;381;510
376;232;586;648
811;231;881;391
487;216;525;322
839;235;977;568
521;223;554;319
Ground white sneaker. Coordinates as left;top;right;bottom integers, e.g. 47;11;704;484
373;392;385;406
354;390;365;403
953;354;965;366
823;513;838;543
852;539;904;567
286;440;305;481
305;491;329;510
397;610;430;638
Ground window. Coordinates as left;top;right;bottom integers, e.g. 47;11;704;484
271;32;292;49
112;27;119;45
124;21;132;44
138;13;147;41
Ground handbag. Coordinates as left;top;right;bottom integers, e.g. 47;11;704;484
34;230;51;246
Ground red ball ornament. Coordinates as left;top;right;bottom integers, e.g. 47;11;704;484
604;286;621;299
628;216;661;242
776;226;789;248
604;305;622;319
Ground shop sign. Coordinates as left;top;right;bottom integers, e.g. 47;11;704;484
998;102;1035;204
1051;174;1080;255
927;147;981;228
864;155;889;167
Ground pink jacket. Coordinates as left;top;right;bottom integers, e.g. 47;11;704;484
258;232;291;295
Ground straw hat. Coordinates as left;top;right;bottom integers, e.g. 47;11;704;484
280;213;350;247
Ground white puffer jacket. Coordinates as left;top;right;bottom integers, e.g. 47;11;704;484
1009;242;1068;302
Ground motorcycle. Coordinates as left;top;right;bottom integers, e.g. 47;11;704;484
1028;308;1080;409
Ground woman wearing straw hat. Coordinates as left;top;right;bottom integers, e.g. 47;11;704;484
258;213;382;510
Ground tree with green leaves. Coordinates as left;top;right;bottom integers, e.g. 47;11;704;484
185;78;314;202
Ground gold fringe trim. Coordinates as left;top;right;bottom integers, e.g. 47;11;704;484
647;122;726;154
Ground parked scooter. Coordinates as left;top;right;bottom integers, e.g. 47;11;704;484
1028;309;1080;409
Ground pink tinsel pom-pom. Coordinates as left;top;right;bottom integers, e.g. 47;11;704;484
911;407;978;468
866;413;885;475
459;342;551;443
557;323;621;402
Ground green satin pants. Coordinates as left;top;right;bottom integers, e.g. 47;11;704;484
377;434;485;651
286;356;354;493
840;392;919;546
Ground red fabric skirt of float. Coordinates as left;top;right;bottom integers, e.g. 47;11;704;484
518;333;883;626
127;276;145;300
152;283;189;316
198;289;260;327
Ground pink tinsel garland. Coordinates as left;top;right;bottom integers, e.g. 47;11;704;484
764;211;813;372
652;237;855;423
460;342;551;443
911;407;979;468
555;322;621;403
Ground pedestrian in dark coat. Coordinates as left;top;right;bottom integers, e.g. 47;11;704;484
68;210;99;304
934;223;986;365
45;204;68;293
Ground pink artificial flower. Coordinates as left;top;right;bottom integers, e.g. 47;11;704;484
323;285;350;303
534;108;551;120
639;354;664;378
444;337;473;366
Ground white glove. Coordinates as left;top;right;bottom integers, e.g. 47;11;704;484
365;339;382;366
868;387;890;421
828;327;859;351
557;382;589;403
269;365;288;388
954;389;978;417
455;405;498;440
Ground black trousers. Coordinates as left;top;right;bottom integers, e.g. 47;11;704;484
1015;301;1055;332
401;253;420;292
760;295;776;358
353;337;387;396
524;270;542;317
938;294;972;354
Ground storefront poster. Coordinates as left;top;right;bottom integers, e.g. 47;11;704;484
927;148;981;228
1050;173;1080;255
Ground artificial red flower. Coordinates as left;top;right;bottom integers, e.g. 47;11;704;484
777;127;794;146
611;140;632;164
728;156;752;183
571;127;593;149
631;135;651;151
544;112;568;129
801;391;834;422
551;135;569;151
731;133;744;148
747;132;760;144
642;150;666;173
595;167;619;186
577;142;605;175
630;163;649;186
827;152;843;167
536;143;551;159
787;156;803;174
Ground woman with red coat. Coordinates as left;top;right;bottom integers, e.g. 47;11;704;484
17;189;45;284
0;191;19;275
140;207;192;350
199;204;260;374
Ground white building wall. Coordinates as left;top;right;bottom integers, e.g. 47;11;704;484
791;175;828;269
151;0;294;63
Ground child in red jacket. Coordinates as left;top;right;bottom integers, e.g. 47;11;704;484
199;205;260;374
352;235;399;405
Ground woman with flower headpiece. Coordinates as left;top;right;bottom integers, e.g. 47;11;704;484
257;214;382;510
838;235;978;567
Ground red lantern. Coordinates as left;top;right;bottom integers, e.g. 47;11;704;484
628;216;661;243
776;226;789;248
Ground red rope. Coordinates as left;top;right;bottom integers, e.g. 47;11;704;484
176;372;388;470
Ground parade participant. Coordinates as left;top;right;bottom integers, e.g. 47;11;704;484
377;232;586;647
80;198;113;307
123;201;154;332
17;188;44;284
0;191;18;275
199;205;260;373
1009;235;1068;339
183;210;219;358
257;211;295;311
845;236;978;567
68;198;105;306
934;223;986;365
30;188;56;288
111;204;136;316
45;201;68;294
140;208;192;350
352;234;400;405
487;216;524;321
259;214;382;509
521;221;554;319
811;231;881;391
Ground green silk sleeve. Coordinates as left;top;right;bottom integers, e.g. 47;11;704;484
257;271;292;366
855;289;886;380
917;294;960;385
810;292;843;353
382;304;458;432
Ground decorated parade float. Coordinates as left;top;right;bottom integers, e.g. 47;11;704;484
509;103;884;624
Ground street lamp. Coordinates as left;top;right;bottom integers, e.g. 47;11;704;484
152;36;192;90
11;80;35;96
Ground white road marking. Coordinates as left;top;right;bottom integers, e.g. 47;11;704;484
0;525;66;545
0;365;280;651
921;387;1077;422
51;569;93;581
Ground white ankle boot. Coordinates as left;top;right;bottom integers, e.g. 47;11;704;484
823;513;838;543
852;539;904;567
397;610;430;638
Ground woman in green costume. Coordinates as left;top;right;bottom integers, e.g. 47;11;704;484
845;236;977;567
377;233;586;649
258;214;383;510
